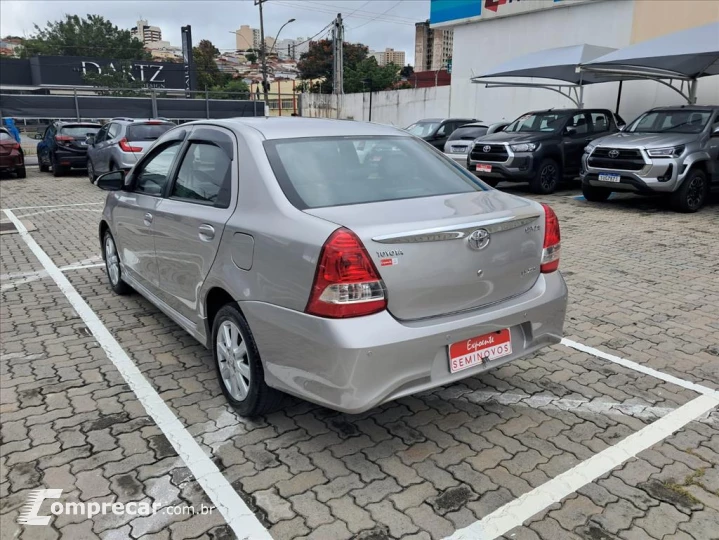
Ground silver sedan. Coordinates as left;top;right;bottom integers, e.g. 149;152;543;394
96;118;568;416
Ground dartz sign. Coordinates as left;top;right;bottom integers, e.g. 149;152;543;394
80;61;166;88
14;55;187;89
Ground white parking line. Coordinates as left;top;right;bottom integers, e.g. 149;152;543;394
447;393;719;540
3;202;103;211
3;209;271;540
1;260;104;291
561;338;719;398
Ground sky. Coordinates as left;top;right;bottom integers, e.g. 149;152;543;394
0;0;431;65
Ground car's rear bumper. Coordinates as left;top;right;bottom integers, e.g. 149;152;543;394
0;153;24;170
55;150;88;168
242;272;568;413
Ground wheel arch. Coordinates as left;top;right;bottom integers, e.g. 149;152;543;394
203;287;241;346
99;220;110;258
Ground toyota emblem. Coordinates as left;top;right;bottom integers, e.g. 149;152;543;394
467;229;490;251
483;145;492;153
608;149;620;158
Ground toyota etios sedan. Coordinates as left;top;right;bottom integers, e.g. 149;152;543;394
97;118;568;416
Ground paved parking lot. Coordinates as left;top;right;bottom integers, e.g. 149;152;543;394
1;168;718;540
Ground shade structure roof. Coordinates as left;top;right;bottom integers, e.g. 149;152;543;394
473;44;619;85
582;22;719;79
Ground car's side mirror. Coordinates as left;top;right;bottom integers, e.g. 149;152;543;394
564;126;577;135
712;126;719;137
86;135;96;146
96;170;124;190
32;132;44;140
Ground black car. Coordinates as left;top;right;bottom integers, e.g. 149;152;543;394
467;109;623;194
405;117;477;150
36;121;101;177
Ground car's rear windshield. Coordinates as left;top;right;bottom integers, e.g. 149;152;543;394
264;136;485;209
405;122;440;137
626;110;711;134
448;126;488;141
0;131;13;141
60;125;100;137
127;123;173;141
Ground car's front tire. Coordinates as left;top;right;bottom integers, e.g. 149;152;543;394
88;159;97;183
39;157;49;173
530;159;560;194
582;184;611;202
670;169;708;213
103;231;131;295
212;304;285;417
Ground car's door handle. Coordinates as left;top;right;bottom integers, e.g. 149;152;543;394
198;224;215;241
144;213;153;225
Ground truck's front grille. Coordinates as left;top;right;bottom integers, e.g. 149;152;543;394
588;147;645;171
470;144;508;162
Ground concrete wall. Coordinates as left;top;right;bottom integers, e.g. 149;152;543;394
301;86;451;127
449;0;719;125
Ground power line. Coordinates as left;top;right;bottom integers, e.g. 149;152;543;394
349;1;403;30
287;0;417;23
271;1;415;26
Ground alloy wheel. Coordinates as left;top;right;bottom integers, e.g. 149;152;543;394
686;175;705;210
88;161;95;182
105;236;120;286
540;164;558;191
217;321;251;401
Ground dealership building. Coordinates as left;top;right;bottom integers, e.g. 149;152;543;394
432;0;719;124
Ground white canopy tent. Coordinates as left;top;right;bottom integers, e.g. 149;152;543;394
580;21;719;104
470;44;621;108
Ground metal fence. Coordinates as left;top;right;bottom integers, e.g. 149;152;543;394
0;86;303;121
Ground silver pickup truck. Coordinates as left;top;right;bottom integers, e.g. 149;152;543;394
581;106;719;212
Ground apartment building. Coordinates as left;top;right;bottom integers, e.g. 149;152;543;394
414;20;453;72
235;25;262;50
131;19;162;45
371;48;406;67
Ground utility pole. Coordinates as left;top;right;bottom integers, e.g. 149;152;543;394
332;13;344;95
256;0;269;106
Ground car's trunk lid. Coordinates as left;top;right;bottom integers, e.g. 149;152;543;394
305;191;544;320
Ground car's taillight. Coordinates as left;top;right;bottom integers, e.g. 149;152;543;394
55;135;73;146
306;228;387;318
119;138;142;152
540;203;561;273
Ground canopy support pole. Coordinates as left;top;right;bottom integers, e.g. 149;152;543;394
578;72;584;109
687;79;698;104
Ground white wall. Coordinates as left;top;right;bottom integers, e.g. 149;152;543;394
449;0;719;124
301;86;451;127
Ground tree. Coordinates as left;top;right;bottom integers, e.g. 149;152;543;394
297;40;369;93
193;39;229;90
344;58;401;93
20;14;149;60
210;78;250;99
246;52;258;64
400;65;414;79
83;61;144;95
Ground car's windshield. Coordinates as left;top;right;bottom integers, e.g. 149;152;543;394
625;110;711;133
127;123;173;141
504;112;567;133
60;125;100;138
405;122;440;137
0;130;13;141
448;126;488;141
265;136;484;209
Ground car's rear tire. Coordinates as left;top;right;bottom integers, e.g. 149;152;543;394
103;231;131;295
16;166;26;179
88;159;97;183
582;184;611;202
52;155;65;177
530;159;560;194
670;169;708;213
212;304;285;417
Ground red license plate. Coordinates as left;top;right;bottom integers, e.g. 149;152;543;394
476;164;492;173
449;329;512;373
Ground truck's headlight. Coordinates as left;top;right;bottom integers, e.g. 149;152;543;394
584;145;595;154
647;145;685;157
510;143;537;152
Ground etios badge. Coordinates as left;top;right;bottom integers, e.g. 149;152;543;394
467;229;490;250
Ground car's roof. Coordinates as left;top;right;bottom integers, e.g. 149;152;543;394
55;121;102;126
455;123;487;128
650;105;718;111
209;117;410;140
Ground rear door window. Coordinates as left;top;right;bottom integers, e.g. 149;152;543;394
170;143;232;207
590;112;611;133
127;124;174;142
265;136;483;209
60;125;100;138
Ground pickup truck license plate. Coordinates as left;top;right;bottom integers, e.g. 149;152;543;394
476;164;492;173
598;173;621;183
449;329;512;374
